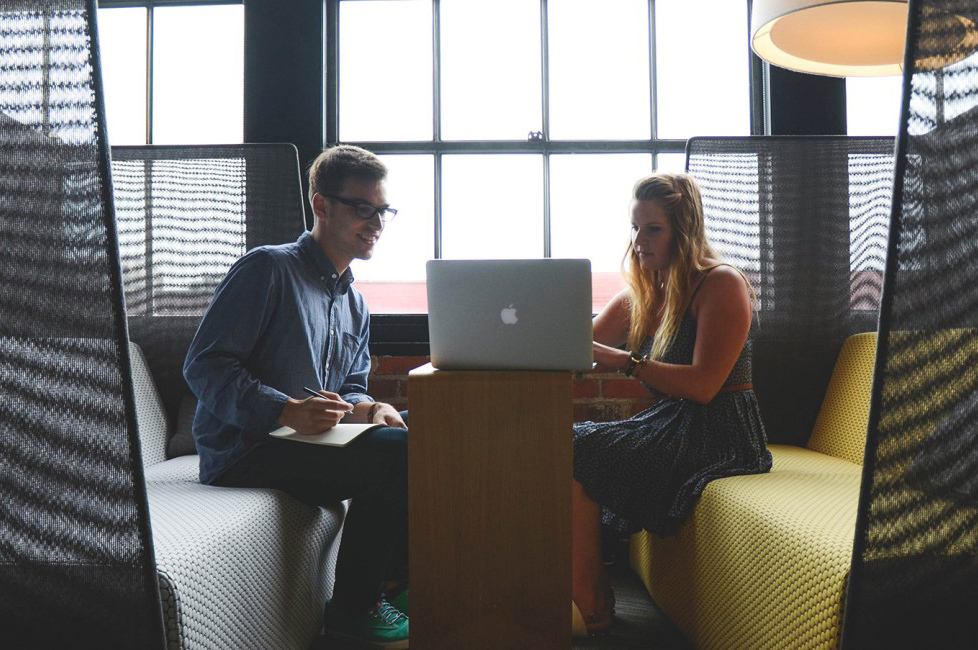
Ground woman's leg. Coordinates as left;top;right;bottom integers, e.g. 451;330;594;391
572;480;614;632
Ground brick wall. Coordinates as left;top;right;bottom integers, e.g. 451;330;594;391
368;355;655;423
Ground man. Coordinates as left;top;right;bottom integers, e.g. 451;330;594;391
184;144;409;648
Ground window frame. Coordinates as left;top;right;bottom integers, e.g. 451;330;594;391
327;0;760;353
100;0;768;355
326;0;693;260
97;0;243;144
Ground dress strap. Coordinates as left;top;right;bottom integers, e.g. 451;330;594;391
690;264;729;301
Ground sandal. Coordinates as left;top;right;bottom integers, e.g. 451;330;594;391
572;599;613;638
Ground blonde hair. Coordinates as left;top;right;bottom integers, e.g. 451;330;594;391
624;172;721;360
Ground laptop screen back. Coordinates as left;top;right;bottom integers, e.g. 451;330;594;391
426;258;593;371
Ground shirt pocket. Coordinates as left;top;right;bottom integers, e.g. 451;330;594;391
334;331;367;387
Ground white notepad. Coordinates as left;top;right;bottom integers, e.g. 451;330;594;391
268;422;382;447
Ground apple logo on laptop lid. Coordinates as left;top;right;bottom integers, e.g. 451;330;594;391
500;303;518;325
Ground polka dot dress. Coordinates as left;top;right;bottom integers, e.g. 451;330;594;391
573;308;772;537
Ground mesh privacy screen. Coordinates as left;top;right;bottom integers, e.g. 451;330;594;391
0;1;164;646
842;0;978;645
687;136;895;446
111;144;307;447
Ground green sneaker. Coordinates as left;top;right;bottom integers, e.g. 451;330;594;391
326;599;409;649
387;588;409;616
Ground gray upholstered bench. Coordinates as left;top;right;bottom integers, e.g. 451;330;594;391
130;342;346;649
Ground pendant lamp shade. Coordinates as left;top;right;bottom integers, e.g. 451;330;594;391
751;0;910;76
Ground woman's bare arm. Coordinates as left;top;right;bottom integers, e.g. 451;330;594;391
591;288;633;348
595;267;752;404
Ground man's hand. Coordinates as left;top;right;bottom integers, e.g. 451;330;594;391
370;402;407;429
277;391;354;434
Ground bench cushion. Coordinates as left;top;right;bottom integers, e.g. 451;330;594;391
145;457;346;649
131;341;169;468
806;332;876;465
631;444;861;650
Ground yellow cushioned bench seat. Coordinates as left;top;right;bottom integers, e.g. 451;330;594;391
630;332;878;650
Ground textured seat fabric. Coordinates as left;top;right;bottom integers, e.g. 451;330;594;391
632;446;861;650
806;332;877;465
630;332;875;650
132;341;169;468
147;480;345;650
132;342;347;649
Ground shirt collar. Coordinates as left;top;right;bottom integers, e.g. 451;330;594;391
298;231;355;294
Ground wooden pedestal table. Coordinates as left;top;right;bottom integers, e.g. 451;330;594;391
408;363;572;649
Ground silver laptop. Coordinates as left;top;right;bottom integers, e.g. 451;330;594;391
426;258;593;371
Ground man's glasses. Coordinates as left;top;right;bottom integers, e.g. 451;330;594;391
324;194;398;223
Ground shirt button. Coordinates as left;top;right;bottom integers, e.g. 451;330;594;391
331;273;337;279
320;275;325;282
330;329;335;337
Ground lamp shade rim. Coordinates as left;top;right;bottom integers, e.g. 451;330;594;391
751;0;910;77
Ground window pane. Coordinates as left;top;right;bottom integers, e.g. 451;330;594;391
351;155;434;314
97;7;147;145
442;155;543;259
440;0;541;140
550;154;651;312
655;0;750;139
847;76;903;136
153;5;243;144
340;0;432;141
655;152;686;173
548;0;650;140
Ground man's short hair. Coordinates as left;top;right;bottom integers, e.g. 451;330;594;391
308;144;388;204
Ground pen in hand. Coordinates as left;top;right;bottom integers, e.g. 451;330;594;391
302;386;354;411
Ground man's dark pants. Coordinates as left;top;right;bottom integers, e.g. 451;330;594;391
213;413;409;615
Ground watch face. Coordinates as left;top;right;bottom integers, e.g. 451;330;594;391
625;356;639;376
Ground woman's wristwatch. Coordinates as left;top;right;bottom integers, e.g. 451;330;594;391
623;355;646;377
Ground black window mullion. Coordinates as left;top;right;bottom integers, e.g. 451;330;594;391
540;0;550;258
648;0;657;145
146;5;153;144
540;0;550;141
325;0;339;145
347;140;687;155
543;153;551;258
99;1;241;7
432;0;441;143
434;152;442;259
432;0;442;259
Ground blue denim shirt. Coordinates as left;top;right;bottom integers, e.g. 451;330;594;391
184;231;373;484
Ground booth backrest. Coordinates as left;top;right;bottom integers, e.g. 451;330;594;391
130;341;168;468
687;136;895;446
110;144;307;457
806;332;877;466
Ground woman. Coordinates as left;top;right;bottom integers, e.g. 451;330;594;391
572;172;772;636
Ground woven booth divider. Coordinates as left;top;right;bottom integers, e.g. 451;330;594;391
111;144;307;459
686;135;894;446
0;1;166;647
842;0;978;645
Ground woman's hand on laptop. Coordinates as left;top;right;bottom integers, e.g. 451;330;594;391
278;391;353;434
592;341;630;373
